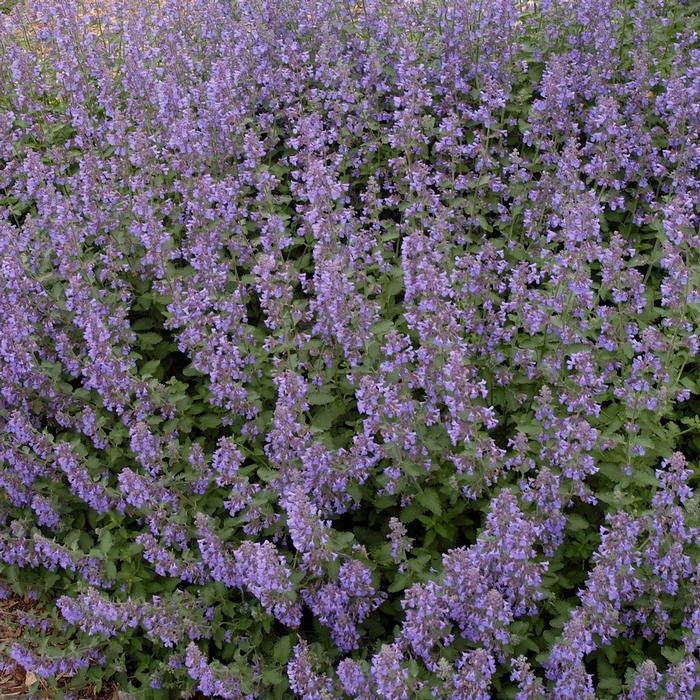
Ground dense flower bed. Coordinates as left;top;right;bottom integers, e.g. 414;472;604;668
1;0;700;697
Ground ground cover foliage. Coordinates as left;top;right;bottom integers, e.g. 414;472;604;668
1;0;700;697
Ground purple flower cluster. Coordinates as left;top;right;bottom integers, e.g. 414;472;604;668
1;0;700;697
57;587;208;648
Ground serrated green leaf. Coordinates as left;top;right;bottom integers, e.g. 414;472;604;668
273;635;292;664
308;392;335;406
417;489;442;515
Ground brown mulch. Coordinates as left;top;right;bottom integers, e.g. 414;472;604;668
1;594;119;699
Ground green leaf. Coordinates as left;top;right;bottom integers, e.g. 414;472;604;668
371;320;394;336
566;514;589;531
199;414;221;429
257;467;278;482
417;489;442;515
308;392;335;406
400;501;423;523
262;668;284;685
138;332;163;347
140;359;161;377
387;573;411;593
273;635;293;664
311;401;347;430
597;676;621;693
132;318;154;331
661;646;686;664
104;559;118;580
99;531;114;553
